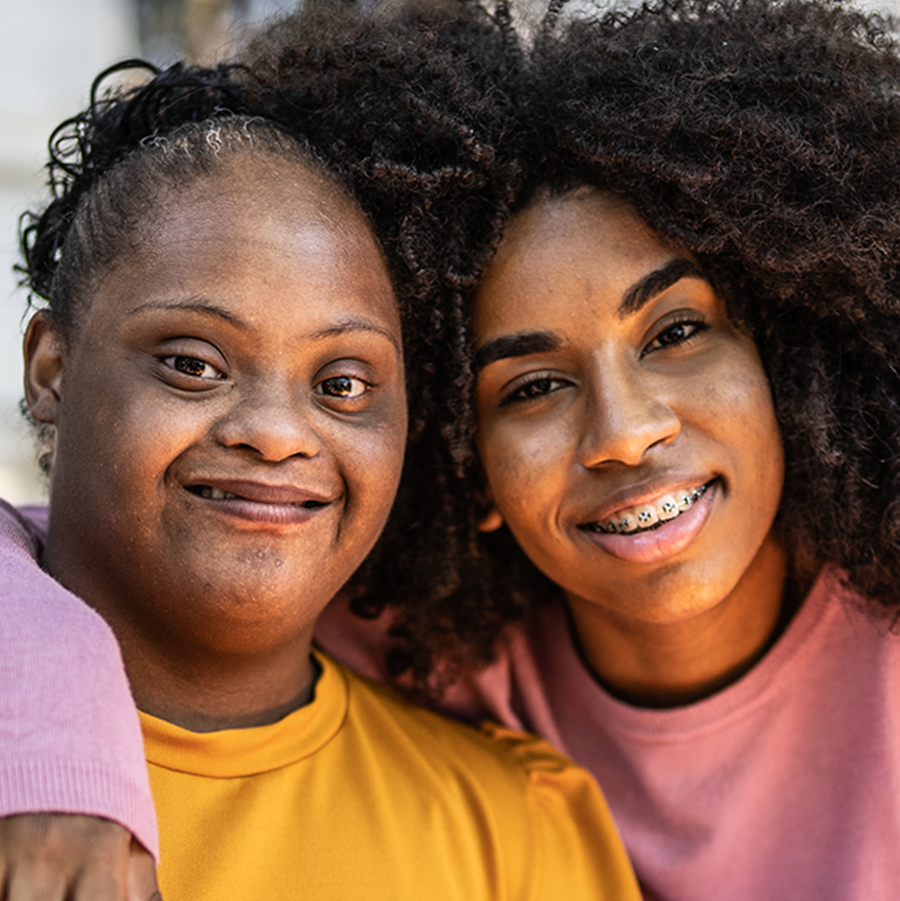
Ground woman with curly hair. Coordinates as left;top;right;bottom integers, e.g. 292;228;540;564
6;0;900;898
312;1;900;898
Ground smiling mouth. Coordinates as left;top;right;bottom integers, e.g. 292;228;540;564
187;485;329;509
582;481;713;536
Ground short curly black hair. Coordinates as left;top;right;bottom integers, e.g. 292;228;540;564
19;60;274;337
364;0;900;686
17;1;525;689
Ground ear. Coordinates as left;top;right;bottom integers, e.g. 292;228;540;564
23;311;66;424
479;506;504;532
477;485;504;533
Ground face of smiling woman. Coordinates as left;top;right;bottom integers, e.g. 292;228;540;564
25;153;406;728
474;188;786;703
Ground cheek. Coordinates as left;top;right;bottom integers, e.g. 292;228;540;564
342;402;408;519
56;369;202;501
743;385;784;516
703;351;784;517
478;418;568;521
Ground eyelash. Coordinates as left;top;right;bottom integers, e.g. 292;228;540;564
499;373;570;407
161;355;224;383
497;317;710;407
643;317;709;355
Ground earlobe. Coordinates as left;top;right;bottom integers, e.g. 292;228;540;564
478;505;504;532
23;311;65;424
477;481;504;532
475;465;504;532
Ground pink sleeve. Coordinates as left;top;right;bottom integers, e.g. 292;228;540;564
314;590;534;730
0;501;159;859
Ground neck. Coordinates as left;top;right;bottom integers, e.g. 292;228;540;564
119;626;320;732
567;535;790;707
43;539;322;734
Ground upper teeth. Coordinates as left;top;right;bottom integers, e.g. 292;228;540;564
195;486;239;500
590;484;708;535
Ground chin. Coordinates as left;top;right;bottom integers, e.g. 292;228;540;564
584;564;737;626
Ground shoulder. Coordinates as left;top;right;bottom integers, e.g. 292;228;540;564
340;662;641;901
0;500;45;561
811;566;900;640
0;501;115;644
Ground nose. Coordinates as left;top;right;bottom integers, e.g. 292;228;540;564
577;360;681;468
213;379;323;463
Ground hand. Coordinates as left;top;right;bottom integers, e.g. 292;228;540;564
0;814;161;901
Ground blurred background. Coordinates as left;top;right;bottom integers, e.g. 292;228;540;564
0;0;299;503
0;0;898;504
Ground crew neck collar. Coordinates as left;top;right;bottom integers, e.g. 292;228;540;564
141;650;347;777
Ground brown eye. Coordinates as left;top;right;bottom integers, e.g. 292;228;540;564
316;376;369;399
500;375;569;407
517;378;555;400
163;356;222;380
644;318;709;355
657;323;691;346
175;357;205;376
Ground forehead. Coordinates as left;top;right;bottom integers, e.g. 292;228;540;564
87;154;399;335
154;154;381;271
474;188;680;333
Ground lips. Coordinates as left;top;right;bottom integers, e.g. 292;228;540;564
583;482;711;535
183;478;336;526
577;479;718;565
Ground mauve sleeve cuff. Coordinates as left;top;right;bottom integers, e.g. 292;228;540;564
0;759;159;858
0;500;159;859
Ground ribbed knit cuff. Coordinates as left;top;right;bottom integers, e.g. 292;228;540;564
0;755;159;859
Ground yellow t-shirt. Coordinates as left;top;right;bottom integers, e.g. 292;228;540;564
143;652;639;901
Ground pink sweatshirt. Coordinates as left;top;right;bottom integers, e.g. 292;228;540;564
4;501;900;899
0;501;158;857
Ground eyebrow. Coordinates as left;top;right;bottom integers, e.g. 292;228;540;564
131;298;249;329
473;259;708;372
474;331;563;373
130;304;400;352
618;258;706;318
308;316;401;353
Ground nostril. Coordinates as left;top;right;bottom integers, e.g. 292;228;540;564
214;403;323;463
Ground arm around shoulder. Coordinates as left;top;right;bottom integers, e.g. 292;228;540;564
0;501;158;859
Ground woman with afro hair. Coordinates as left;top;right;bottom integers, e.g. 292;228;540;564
5;0;900;899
